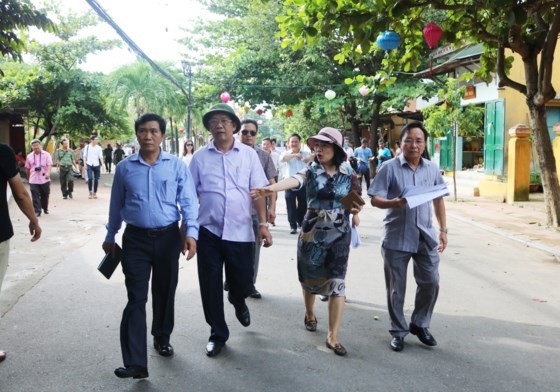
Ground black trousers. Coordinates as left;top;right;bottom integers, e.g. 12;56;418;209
197;226;253;344
30;182;50;213
59;166;74;196
120;224;181;368
285;187;307;230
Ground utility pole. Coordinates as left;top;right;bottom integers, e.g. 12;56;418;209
181;61;193;147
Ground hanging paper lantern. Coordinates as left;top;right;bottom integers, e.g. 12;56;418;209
271;108;278;116
285;109;293;117
325;90;336;100
423;22;443;75
244;106;250;113
257;119;263;125
358;86;369;96
179;128;185;134
220;92;231;103
423;22;443;49
256;108;263;115
376;30;401;51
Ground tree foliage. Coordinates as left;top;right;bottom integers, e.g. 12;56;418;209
276;0;560;226
0;0;53;73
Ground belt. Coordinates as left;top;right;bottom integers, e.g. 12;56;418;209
60;165;72;168
126;222;178;238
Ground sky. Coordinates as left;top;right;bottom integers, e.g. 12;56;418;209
30;0;210;73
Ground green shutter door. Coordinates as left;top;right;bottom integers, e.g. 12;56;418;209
484;100;505;175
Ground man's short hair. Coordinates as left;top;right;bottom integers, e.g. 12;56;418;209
262;137;271;143
289;133;301;141
31;139;41;145
361;138;369;144
270;138;277;143
135;113;166;134
241;118;258;131
90;135;98;140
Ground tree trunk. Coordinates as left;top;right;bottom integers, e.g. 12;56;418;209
529;105;560;227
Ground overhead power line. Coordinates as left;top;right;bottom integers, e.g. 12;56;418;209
84;0;187;96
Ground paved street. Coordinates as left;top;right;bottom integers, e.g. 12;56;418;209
1;171;559;392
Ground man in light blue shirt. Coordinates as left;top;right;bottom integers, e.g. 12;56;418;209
280;133;313;234
103;113;199;379
353;137;374;193
190;103;272;358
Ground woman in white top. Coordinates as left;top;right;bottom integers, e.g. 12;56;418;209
182;141;194;167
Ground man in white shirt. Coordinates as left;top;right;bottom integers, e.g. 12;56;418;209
83;135;104;199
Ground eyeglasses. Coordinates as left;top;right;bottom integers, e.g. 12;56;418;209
241;130;257;136
186;144;193;147
208;118;233;128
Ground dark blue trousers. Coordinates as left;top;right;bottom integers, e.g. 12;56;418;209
285;187;307;230
197;226;253;344
120;224;181;368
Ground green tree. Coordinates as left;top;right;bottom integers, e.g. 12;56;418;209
0;0;53;74
276;0;560;227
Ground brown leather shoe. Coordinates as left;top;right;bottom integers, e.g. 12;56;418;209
0;350;6;362
326;341;347;356
304;315;317;332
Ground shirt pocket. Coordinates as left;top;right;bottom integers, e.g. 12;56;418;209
158;179;178;204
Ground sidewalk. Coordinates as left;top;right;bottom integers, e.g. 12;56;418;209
443;173;560;258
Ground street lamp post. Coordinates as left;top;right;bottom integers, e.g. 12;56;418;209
181;61;193;146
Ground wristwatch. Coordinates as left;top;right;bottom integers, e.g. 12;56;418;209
439;227;448;234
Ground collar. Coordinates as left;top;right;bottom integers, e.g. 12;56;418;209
129;148;170;163
398;154;425;167
208;138;240;152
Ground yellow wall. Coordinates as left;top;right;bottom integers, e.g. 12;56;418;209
498;44;560;175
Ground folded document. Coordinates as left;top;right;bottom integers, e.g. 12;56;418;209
401;183;449;209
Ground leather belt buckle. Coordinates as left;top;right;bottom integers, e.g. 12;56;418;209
146;229;159;238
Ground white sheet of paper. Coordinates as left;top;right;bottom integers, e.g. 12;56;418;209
402;184;449;209
351;226;361;248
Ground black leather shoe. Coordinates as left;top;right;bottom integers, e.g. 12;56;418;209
154;340;174;357
234;303;251;327
206;341;225;357
390;336;404;352
290;228;297;234
409;323;437;346
114;365;149;379
249;288;262;299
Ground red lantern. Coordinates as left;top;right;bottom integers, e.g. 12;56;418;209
179;128;185;134
285;109;293;117
256;108;263;115
423;22;443;49
423;22;443;74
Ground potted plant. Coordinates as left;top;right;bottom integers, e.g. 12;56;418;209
529;170;542;193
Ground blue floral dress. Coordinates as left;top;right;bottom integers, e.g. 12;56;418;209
297;161;360;296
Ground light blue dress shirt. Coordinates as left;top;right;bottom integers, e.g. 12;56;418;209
281;149;311;176
189;139;269;242
105;150;199;243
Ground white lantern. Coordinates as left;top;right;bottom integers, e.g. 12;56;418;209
325;90;336;100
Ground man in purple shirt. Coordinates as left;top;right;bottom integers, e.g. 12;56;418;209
189;104;272;358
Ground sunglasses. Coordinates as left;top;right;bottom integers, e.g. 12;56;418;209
241;130;257;136
186;144;193;146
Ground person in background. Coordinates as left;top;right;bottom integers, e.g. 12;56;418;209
53;138;77;199
280;134;314;234
103;113;198;379
103;143;114;173
83;135;104;199
376;139;392;172
113;143;126;166
368;122;447;353
181;141;194;168
25;139;52;217
252;127;362;357
1;143;42;363
238;119;277;299
392;141;402;157
189;103;272;358
261;137;280;226
353;138;373;193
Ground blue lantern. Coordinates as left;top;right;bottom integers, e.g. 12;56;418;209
376;30;401;51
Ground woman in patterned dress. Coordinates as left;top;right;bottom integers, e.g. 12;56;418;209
251;127;362;356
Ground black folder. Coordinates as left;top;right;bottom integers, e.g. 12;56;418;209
98;243;122;279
